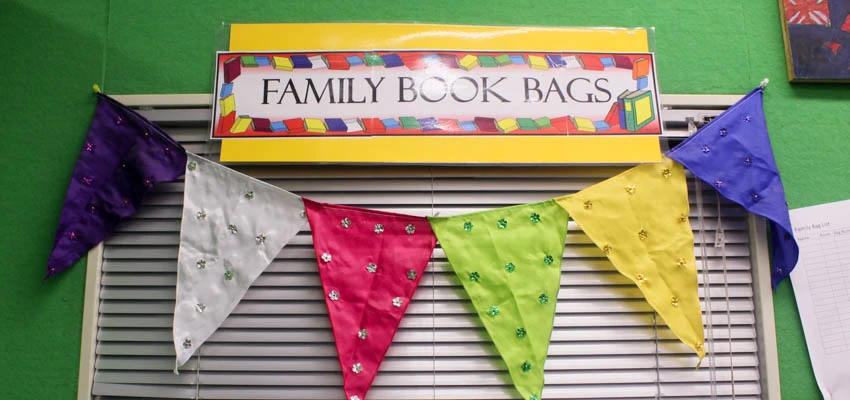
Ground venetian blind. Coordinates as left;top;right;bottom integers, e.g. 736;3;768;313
86;95;772;400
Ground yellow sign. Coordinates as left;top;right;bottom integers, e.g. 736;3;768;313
221;23;661;164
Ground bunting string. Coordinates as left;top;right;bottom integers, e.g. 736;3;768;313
47;85;797;400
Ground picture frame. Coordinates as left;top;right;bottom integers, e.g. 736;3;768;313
778;0;850;82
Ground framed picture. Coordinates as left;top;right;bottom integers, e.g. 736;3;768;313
778;0;850;82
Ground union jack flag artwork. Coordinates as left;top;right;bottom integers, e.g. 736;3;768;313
780;0;850;80
784;0;831;26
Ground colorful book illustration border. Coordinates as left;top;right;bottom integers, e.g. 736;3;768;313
214;51;658;138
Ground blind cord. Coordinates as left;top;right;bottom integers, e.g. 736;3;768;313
194;347;202;400
205;117;218;162
716;191;736;399
430;168;437;400
694;179;718;399
653;312;661;399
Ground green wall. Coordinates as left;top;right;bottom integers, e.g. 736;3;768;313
2;0;846;398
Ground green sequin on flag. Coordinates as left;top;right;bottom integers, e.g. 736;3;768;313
428;200;568;400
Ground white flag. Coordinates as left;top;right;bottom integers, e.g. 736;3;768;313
173;153;306;371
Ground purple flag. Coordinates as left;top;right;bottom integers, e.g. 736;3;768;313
667;86;798;288
46;93;187;279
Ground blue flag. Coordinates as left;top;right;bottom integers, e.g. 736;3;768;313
667;86;798;288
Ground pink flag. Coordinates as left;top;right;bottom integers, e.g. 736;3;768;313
304;199;437;400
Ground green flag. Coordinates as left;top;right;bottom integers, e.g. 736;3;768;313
428;200;568;400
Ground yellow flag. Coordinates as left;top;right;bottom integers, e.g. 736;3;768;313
556;156;705;361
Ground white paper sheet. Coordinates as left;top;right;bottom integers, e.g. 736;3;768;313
790;199;850;400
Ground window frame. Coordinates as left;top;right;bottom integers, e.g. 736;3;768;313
76;93;782;400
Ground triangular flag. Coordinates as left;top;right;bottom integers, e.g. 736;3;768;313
304;199;437;400
428;200;569;400
173;153;307;370
47;93;187;279
556;156;706;361
667;86;798;288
